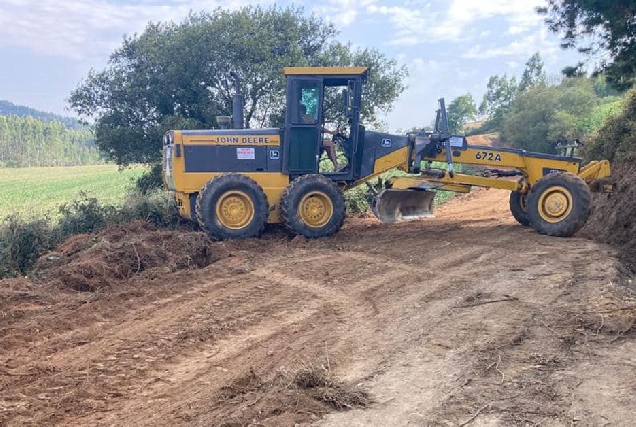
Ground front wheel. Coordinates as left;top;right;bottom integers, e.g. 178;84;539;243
526;172;592;237
280;174;346;238
195;173;269;240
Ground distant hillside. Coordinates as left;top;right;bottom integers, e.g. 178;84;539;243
0;99;80;129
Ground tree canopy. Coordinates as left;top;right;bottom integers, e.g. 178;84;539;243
538;0;636;90
70;6;408;166
447;94;477;134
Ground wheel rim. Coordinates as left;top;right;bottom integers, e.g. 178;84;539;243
537;186;573;223
299;191;333;228
215;190;255;230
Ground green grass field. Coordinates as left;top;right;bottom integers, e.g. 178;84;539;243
0;165;148;220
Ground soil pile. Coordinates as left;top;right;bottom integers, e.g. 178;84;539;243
33;221;227;292
466;133;501;147
585;162;636;276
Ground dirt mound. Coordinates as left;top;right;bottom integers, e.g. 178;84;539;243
213;365;370;426
34;221;228;292
584;162;636;276
466;133;501;147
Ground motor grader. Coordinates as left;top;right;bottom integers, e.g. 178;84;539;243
162;66;611;240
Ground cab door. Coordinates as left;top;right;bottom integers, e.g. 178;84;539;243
283;78;323;175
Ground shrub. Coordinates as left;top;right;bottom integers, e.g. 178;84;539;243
0;189;181;279
135;163;164;194
0;215;52;278
585;90;636;163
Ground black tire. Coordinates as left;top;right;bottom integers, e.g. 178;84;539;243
281;174;346;238
509;191;530;226
195;173;269;240
526;172;592;237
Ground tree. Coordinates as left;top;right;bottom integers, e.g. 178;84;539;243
538;0;636;90
500;78;598;153
478;74;518;126
447;94;477;133
519;52;546;92
69;6;407;166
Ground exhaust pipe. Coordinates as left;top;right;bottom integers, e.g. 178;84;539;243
372;189;436;224
230;72;244;129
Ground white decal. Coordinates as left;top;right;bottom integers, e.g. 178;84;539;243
237;147;255;160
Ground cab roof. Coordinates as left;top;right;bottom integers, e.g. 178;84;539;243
283;66;369;77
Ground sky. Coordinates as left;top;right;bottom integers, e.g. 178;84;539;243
0;0;582;132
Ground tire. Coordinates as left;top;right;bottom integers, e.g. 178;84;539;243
509;191;530;226
195;173;269;240
526;172;592;237
280;174;346;238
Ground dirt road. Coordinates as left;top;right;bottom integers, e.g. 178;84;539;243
1;189;635;426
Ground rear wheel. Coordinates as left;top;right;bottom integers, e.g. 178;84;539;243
509;191;530;226
281;174;346;238
195;173;268;240
526;172;592;237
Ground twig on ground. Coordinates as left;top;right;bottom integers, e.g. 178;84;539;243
132;242;141;274
486;354;505;383
535;318;560;337
459;404;490;426
596;314;605;336
590;306;636;314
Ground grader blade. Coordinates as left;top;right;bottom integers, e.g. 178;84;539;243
372;189;435;224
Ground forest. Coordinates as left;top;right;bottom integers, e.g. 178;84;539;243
0;106;100;167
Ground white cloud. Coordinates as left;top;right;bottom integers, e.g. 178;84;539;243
313;0;377;27
462;28;558;59
0;0;257;60
367;0;548;46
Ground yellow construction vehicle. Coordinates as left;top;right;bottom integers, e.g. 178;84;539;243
162;67;611;239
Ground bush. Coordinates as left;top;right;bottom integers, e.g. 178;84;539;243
135;163;164;194
585;89;636;163
0;189;181;279
0;215;52;278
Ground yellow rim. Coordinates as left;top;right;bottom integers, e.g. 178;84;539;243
215;190;255;230
537;185;573;223
298;191;334;228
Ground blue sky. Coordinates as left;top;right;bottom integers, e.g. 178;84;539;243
0;0;581;131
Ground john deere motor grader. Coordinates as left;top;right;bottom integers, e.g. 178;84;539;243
162;67;611;240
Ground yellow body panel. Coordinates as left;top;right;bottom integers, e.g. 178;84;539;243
389;174;520;192
175;173;289;223
578;160;611;183
425;147;581;184
373;146;409;174
182;134;280;146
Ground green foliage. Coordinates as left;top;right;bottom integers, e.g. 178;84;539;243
585;89;636;163
447;94;477;133
500;77;620;153
344;186;375;215
478;74;518;126
0;115;100;167
0;215;51;277
135;163;164;194
70;5;407;167
538;0;636;90
519;52;546;92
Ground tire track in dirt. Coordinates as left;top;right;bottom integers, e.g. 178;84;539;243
2;188;635;427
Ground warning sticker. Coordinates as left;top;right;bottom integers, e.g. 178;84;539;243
236;147;255;160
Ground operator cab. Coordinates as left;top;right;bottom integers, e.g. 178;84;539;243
282;67;367;182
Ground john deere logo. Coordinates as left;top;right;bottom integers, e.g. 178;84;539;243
381;138;392;147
